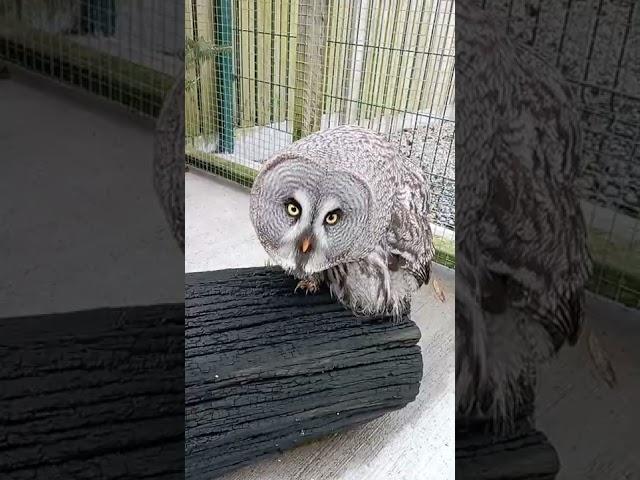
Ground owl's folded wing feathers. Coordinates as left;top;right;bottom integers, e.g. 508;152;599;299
387;158;435;287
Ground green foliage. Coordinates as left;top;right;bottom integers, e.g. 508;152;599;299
185;36;231;91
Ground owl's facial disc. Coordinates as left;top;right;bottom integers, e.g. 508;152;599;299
271;190;331;276
249;156;374;275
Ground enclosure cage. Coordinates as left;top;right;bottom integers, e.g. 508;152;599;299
0;0;182;117
1;0;638;308
184;0;456;267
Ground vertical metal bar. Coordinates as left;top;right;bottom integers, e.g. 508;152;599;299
216;0;235;152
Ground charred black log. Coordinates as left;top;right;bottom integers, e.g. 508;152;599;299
185;267;423;479
0;304;184;479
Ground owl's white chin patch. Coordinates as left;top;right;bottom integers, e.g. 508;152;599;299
269;249;328;277
268;251;300;274
302;257;328;275
271;254;296;272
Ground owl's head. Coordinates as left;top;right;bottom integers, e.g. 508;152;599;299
250;153;376;277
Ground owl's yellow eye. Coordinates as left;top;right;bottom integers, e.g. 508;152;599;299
286;202;301;217
325;211;340;225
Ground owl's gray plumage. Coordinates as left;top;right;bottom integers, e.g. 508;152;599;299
153;72;185;252
456;1;591;429
250;125;434;317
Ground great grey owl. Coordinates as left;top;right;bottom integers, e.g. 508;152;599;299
456;1;591;430
153;72;185;252
250;125;434;318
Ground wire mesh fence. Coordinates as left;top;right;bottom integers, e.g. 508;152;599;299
0;0;182;117
476;0;640;308
3;2;636;307
185;0;456;267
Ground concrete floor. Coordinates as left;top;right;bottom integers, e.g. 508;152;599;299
185;169;456;479
536;295;640;479
185;171;270;273
0;69;183;317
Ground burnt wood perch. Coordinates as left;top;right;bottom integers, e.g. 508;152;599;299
185;267;423;480
0;304;184;479
456;411;560;479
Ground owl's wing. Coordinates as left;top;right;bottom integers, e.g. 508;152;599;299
387;158;435;287
475;159;590;352
153;72;185;252
471;46;592;353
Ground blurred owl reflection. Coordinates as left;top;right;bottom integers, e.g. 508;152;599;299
456;1;591;429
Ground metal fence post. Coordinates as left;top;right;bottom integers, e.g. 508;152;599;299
215;0;234;153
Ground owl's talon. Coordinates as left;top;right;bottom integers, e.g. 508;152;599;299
295;279;320;295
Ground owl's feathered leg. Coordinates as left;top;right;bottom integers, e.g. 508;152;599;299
294;273;323;295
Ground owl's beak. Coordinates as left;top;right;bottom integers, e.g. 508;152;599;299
299;236;313;254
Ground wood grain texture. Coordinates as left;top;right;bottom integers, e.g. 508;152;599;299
0;304;185;479
185;267;424;480
214;263;455;480
456;419;560;480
